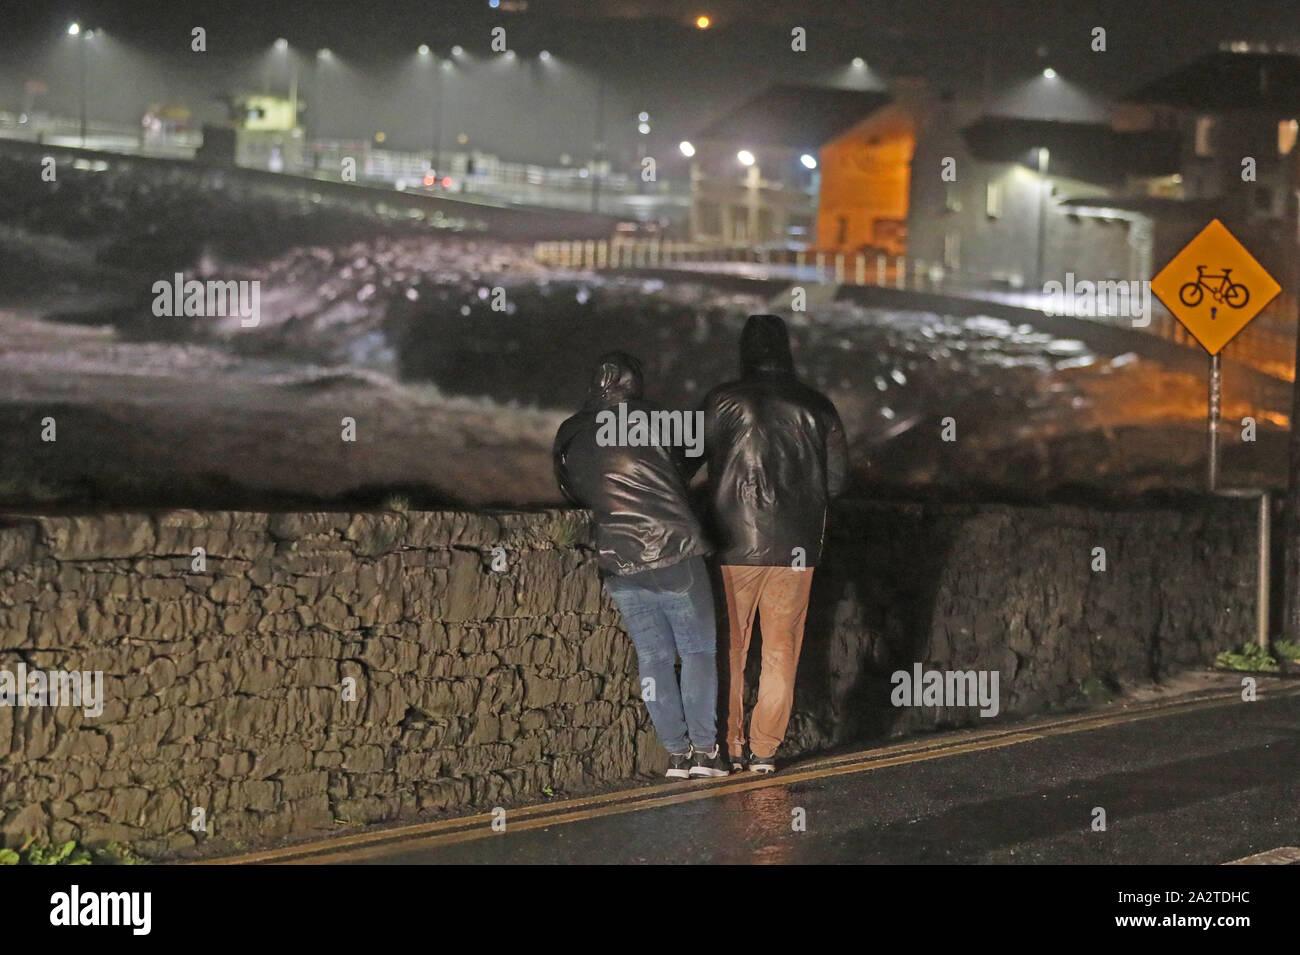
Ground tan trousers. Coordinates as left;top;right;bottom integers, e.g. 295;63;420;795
720;565;815;759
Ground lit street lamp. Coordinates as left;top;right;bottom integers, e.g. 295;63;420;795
268;39;299;129
737;150;760;242
1035;145;1051;287
313;49;334;146
417;45;446;172
591;70;606;213
67;22;91;145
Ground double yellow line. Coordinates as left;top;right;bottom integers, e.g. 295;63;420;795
209;683;1299;865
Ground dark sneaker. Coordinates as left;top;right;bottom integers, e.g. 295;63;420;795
746;749;776;774
689;744;732;778
729;751;746;773
666;748;693;779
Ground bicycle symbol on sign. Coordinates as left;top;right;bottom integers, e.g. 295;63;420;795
1178;265;1250;315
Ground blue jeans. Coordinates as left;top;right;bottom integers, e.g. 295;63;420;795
604;556;718;755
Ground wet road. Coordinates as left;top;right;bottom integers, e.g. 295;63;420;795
240;686;1300;865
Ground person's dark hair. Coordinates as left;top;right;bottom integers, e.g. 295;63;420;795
585;350;644;406
739;314;794;375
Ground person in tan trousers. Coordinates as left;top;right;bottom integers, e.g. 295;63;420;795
694;315;847;773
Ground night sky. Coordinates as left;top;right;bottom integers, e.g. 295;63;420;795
4;0;1300;163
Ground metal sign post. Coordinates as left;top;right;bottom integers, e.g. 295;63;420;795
1152;220;1280;491
1151;220;1282;641
1259;490;1271;649
1207;352;1221;492
1220;487;1272;650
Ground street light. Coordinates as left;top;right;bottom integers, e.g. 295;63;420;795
1042;67;1057;79
738;150;760;242
852;57;866;68
1035;146;1051;287
313;50;335;145
591;68;607;213
539;50;551;61
679;140;695;157
800;153;817;170
416;46;446;173
268;40;299;129
696;15;711;29
66;22;91;145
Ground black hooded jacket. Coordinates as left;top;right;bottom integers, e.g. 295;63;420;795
696;314;847;567
553;351;711;576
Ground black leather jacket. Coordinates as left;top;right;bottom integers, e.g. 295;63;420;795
553;351;712;576
696;314;847;567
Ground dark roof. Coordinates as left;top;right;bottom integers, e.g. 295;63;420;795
1058;196;1223;217
983;76;1111;123
694;84;892;150
961;117;1180;183
1125;51;1300;110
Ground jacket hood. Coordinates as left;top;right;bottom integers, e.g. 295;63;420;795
586;350;644;406
740;314;794;375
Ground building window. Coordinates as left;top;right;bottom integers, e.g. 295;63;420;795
1280;119;1298;156
1194;116;1215;157
836;216;849;246
697;201;720;236
732;206;748;241
944;184;961;212
985;180;1002;218
944;231;961;269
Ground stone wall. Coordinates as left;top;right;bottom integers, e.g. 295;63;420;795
0;497;1260;854
779;497;1259;755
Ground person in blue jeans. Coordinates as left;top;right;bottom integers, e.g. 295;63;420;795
553;351;730;779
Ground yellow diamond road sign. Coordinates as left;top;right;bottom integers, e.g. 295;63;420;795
1150;218;1281;355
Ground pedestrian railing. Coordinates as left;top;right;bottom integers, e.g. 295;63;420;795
534;240;944;291
534;238;1300;397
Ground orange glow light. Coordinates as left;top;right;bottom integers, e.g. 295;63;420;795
696;15;711;29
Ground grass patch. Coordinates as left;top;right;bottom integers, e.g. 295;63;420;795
546;513;588;549
0;839;147;866
1272;639;1300;662
1215;642;1281;673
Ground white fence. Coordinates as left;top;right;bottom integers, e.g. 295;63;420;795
534;240;933;290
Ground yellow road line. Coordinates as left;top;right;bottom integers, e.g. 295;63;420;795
283;733;1048;864
211;683;1300;865
1224;846;1300;865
